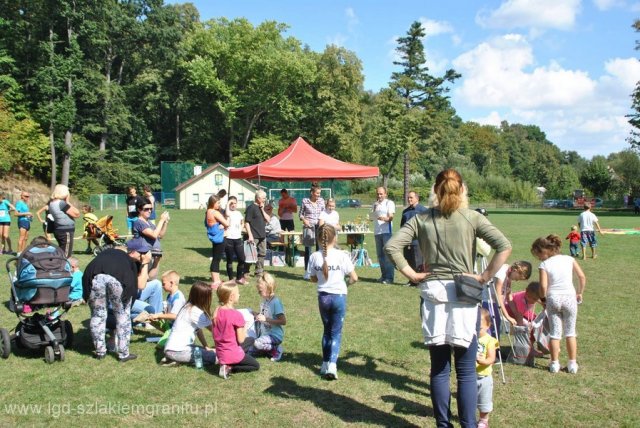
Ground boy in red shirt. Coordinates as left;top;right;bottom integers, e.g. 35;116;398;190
566;225;580;257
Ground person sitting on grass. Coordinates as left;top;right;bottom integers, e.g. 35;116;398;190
214;282;260;379
68;257;84;305
162;280;216;367
148;270;185;329
250;272;286;362
148;270;186;348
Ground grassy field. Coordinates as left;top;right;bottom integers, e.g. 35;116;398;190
0;207;638;427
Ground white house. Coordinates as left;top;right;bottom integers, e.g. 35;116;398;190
174;163;260;209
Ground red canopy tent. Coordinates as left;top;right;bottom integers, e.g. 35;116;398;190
229;137;379;181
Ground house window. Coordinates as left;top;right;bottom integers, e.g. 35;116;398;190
237;193;244;202
192;193;199;204
214;174;223;186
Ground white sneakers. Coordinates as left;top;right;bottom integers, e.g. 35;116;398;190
320;361;338;380
303;272;311;280
549;360;579;374
324;362;338;380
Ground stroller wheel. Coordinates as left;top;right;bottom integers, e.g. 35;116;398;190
57;344;65;362
44;346;55;364
0;328;11;359
64;320;74;349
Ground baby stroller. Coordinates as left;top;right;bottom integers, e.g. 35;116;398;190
3;239;74;363
85;215;126;255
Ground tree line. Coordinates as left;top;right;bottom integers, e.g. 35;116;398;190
1;1;638;203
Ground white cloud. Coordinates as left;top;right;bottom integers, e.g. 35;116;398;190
326;33;347;47
326;8;360;48
453;35;595;109
602;57;640;89
470;111;504;126
418;18;454;38
476;0;582;31
345;7;359;33
452;35;636;157
592;0;624;10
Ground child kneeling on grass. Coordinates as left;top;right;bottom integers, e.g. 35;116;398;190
148;270;186;347
251;272;286;362
477;308;499;428
163;281;216;367
214;283;260;379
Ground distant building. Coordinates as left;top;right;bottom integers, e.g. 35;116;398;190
174;163;260;209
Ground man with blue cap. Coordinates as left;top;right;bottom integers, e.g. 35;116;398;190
82;239;152;362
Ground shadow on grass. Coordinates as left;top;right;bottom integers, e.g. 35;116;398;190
264;376;422;427
184;246;212;258
285;351;430;397
381;394;432;418
72;317;165;358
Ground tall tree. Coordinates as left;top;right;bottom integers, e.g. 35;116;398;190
609;150;640;198
628;19;640;151
303;45;365;162
181;18;315;164
580;157;613;197
390;21;460;202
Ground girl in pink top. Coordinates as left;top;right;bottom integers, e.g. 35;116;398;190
213;283;259;379
505;282;543;325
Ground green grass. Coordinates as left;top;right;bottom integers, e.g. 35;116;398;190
0;208;639;427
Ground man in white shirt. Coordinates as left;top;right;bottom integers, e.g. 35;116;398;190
578;202;603;259
370;187;395;284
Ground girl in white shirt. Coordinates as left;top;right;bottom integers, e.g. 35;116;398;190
224;196;247;284
318;198;341;231
306;224;357;380
531;234;586;374
164;281;216;366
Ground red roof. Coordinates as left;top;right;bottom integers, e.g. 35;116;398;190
229;137;379;181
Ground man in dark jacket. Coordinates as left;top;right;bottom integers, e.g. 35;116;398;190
400;191;427;285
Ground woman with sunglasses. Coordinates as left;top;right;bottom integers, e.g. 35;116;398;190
132;198;170;280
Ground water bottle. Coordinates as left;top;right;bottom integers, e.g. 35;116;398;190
194;346;203;370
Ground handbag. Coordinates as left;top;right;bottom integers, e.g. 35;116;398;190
453;274;484;304
431;209;483;305
205;216;224;244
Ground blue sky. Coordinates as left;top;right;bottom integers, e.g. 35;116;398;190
168;0;640;158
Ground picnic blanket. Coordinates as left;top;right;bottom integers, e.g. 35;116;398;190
602;228;640;235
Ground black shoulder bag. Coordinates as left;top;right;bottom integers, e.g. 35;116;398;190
431;209;483;305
